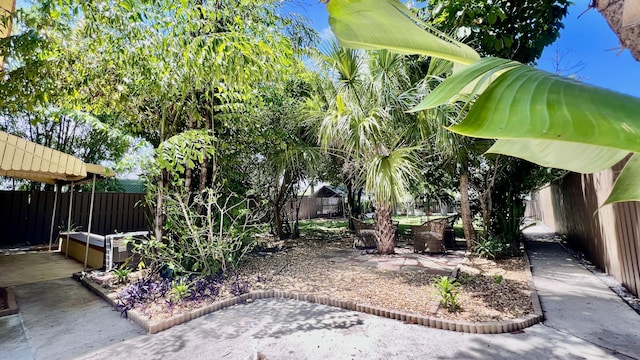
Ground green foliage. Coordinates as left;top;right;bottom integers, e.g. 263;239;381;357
132;188;261;277
433;275;460;312
113;266;132;284
473;234;515;260
326;0;640;205
421;0;570;63
493;274;503;285
170;278;191;302
58;220;81;233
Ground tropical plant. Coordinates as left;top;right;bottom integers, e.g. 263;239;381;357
325;0;640;206
433;275;460;312
131;187;263;278
473;234;513;260
170;278;191;302
30;0;314;243
112;266;132;284
253;75;323;240
312;42;422;254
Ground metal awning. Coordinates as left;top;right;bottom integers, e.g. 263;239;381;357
1;130;114;268
0;131;112;184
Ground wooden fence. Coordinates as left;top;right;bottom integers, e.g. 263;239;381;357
0;191;149;247
528;161;640;296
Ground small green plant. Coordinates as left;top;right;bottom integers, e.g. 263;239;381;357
493;274;504;284
433;276;460;312
58;221;81;233
170;278;191;302
473;235;512;260
113;266;131;284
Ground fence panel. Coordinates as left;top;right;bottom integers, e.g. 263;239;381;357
0;190;149;247
532;161;640;296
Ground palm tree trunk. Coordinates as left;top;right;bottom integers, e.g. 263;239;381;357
460;170;476;249
596;0;640;61
375;204;395;254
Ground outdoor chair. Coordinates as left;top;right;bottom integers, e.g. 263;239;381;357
351;217;378;249
411;218;447;254
427;214;460;249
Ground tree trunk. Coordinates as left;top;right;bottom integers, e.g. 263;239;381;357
273;204;286;239
273;169;292;240
596;0;640;61
460;170;476;249
346;180;355;229
375;204;395;254
198;158;208;191
154;169;168;242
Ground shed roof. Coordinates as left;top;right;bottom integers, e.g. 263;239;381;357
311;185;347;198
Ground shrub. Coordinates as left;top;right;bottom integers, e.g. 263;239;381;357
473;234;517;259
131;188;262;278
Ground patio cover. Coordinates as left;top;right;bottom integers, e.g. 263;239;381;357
1;130;114;268
0;131;112;184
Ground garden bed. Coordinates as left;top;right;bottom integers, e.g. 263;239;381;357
81;227;541;333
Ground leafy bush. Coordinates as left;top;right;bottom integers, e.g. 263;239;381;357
131;188;261;277
433;276;460;312
473;234;517;259
116;275;223;317
116;278;172;316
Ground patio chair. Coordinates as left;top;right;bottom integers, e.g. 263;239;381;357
432;214;460;249
411;218;447;254
351;217;378;249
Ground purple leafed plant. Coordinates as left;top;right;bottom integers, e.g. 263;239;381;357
230;278;250;296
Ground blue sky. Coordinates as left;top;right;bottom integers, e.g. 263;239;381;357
292;0;640;98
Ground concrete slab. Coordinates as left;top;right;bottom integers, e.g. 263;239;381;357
75;298;629;360
525;227;640;359
0;252;84;287
2;278;145;360
0;314;34;359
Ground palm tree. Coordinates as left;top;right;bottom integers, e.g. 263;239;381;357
326;0;640;206
314;43;420;254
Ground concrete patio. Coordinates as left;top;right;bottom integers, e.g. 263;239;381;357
1;227;639;359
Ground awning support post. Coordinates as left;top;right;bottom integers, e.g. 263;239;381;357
83;174;97;270
65;182;74;258
48;184;59;251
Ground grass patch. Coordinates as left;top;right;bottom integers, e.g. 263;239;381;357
298;219;348;236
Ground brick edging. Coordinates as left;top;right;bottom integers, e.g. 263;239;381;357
80;273;543;334
523;244;545;319
0;287;18;317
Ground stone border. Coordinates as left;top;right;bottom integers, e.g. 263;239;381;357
80;255;545;335
0;287;19;317
523;244;545;320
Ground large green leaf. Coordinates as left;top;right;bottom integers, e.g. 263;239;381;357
449;65;640;154
327;0;640;204
489;139;630;174
603;154;640;205
410;57;519;112
327;0;480;65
